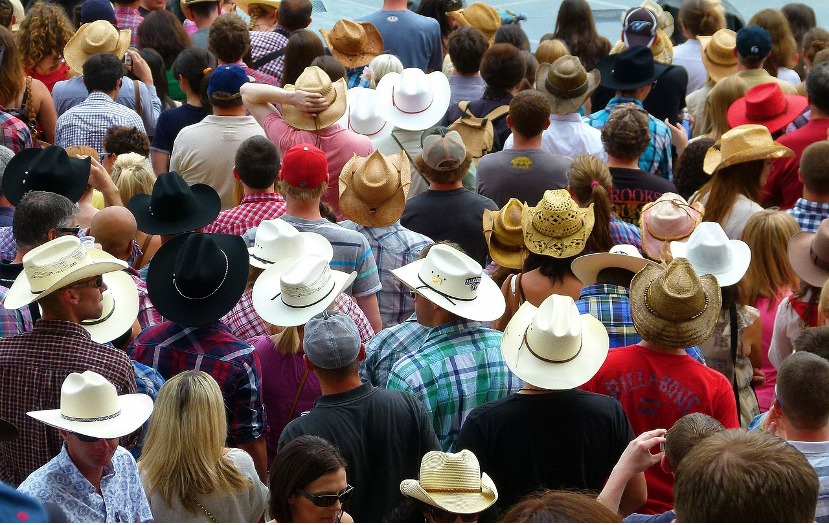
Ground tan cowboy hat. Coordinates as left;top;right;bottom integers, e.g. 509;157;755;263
282;66;347;131
401;450;498;514
483;198;526;270
703;124;795;174
521;189;594;258
234;0;279;15
571;244;656;286
320;20;384;69
536;56;600;116
699;29;737;82
630;257;721;348
639;193;704;262
339;150;410;228
447;2;501;42
788;218;829;288
64;20;131;74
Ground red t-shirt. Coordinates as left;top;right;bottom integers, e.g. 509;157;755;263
581;344;739;514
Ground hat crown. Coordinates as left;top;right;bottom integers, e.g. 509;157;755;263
810;219;829;267
531;189;586;237
80;20;121;54
347;88;388;136
391;69;434;114
59;371;121;422
349;150;405;204
252;219;307;265
418;450;484;493
22;236;96;294
462;2;501;35
7;146;90;204
149;172;200;223
295;66;338;103
279;256;336;308
417;244;483;302
609;45;656;87
491;199;524;245
172;234;230;302
685;222;735;275
644;258;708;321
718;124;776;161
330;20;367;54
744;83;787;120
704;29;737;66
609;244;643;258
422;130;466;171
524;295;584;363
546;56;589;99
646;193;700;240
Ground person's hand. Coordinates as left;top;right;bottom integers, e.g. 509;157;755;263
665;118;689;152
126;50;153;86
752;367;766;387
290;90;330;118
80;154;114;192
613;428;667;478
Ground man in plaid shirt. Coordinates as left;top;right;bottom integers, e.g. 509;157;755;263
786;142;829;233
248;0;312;83
113;0;143;47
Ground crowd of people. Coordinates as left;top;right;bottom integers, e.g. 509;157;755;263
0;0;828;521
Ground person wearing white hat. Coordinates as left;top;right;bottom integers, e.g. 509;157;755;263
17;371;153;523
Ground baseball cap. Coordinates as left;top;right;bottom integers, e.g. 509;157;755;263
420;127;466;171
207;64;249;99
80;0;116;24
736;25;772;60
623;7;658;48
279;143;328;189
303;311;361;369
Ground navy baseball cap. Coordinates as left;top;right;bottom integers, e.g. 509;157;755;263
207;64;249;100
80;0;116;25
623;7;658;48
736;25;772;60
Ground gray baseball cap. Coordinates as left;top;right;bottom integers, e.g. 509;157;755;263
303;311;361;369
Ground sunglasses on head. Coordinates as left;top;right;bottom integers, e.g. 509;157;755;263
72;431;102;443
296;485;354;508
428;506;480;523
57;226;81;236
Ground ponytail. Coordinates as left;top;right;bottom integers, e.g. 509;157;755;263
171;46;217;110
567;154;614;253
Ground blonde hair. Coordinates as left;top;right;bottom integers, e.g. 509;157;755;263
276;179;328;202
566;154;613;253
738;209;800;307
535;39;570;66
367;54;403;89
705;75;748;140
110;153;156;206
247;3;276;30
139;371;251;514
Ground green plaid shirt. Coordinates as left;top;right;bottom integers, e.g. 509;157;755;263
386;319;522;451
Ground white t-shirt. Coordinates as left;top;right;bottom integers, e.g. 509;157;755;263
672;39;708;93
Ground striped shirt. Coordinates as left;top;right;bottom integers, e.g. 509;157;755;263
789;440;829;522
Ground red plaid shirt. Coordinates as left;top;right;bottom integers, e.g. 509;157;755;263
128;267;163;329
204;192;286;235
114;6;143;48
0;106;36;153
234;61;279;87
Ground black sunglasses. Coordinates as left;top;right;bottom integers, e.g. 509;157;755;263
296;485;354;508
428;506;480;523
68;275;104;289
408;289;417;299
57;226;81;236
72;431;101;443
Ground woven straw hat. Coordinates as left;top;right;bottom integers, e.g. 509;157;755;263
521;189;594;258
320;20;384;69
400;450;498;514
282;66;347;131
483;198;526;270
699;29;737;82
446;2;501;42
536;56;600;116
339;150;410;227
640;0;674;37
64;20;130;73
703;124;795;174
639;193;704;262
788;218;829;288
234;0;279;15
630;257;721;348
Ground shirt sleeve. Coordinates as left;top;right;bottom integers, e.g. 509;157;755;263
150;110;174;154
140;82;161;136
228;345;267;444
768;299;794;370
350;242;382;297
455;412;485;459
714;375;741;429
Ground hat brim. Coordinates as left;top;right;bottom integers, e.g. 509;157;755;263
338;152;411;228
483;209;525;270
726;95;809;133
400;473;498;514
500;301;610;389
788;231;829;288
64;22;130;74
248;231;333;269
3;147;91;207
127;184;221;235
78;270;139;344
234;0;279;15
595;54;669;91
521;203;595;258
320;24;384;69
571;252;656;286
27;393;153;439
639;200;705;261
282;78;348;131
536;63;600;116
670;239;751;287
699;35;737;83
147;233;249;326
336;87;394;139
375;71;452;131
703;143;795;174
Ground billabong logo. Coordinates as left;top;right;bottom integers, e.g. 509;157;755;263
465;276;481;291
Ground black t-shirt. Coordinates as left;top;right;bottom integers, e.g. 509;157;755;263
609;166;677;225
150;103;210;155
401;188;499;266
592;64;689;124
455;389;634;516
278;382;440;523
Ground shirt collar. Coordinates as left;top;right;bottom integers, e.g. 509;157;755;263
794;198;829;212
607;97;644;109
85;92;115;103
482;87;513;103
579;283;631;299
33;319;95;338
314;381;375;407
425;318;482;340
550;113;584;122
241;192;286;204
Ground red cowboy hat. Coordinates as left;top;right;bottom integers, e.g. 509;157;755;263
727;82;808;134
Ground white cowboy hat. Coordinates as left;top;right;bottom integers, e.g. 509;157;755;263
4;236;127;311
670;222;751;287
400;450;498;514
248;218;333;269
392;244;505;322
501;294;609;390
336;87;393;139
375;68;451;131
252;255;356;328
570;244;657;287
78;270;139;344
28;371;153;439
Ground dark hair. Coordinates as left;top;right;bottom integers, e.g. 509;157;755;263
673;137;716;200
129;48;176;110
310;55;345;82
208;13;249;63
480;43;526;91
280;29;325;87
664;413;725;471
552;0;611;71
719;284;739;311
519;50;538;91
137;9;191;67
777;351;829;430
794;326;829;361
595;267;636;288
799;140;829;194
277;0;312;31
13;191;79;251
172;46;216;109
523;252;578;284
235;136;280;189
494;24;531;52
269;436;348;523
103;126;150;156
416;0;456;40
83;52;124;93
501;490;622;523
187;0;218;19
448;27;489;75
678;0;726;38
807;62;829;114
601;103;650;160
782;3;817;47
509;90;550;138
0;0;12;28
698;159;765;227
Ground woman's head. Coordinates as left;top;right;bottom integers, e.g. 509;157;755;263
566;154;613;253
554;0;596;40
494;24;531;52
706;75;748;140
281;29;325;87
0;26;22;106
678;0;726;38
803;27;829;67
366;54;403;89
110;153;156;205
131;48;174;108
16;2;75;68
673;137;716;200
739;209;800;306
310;55;346;82
782;3;817;46
698;159;766;226
137;9;191;66
501;490;622;522
247;2;277;30
171;46;217;108
534;39;569;66
749;9;798;76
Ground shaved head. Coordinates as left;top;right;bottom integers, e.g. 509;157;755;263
90;206;137;261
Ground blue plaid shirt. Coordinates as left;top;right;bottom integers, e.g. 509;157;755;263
346;67;370;89
54;92;146;156
585;97;673;179
360;314;432;388
609;217;643;251
130;361;164;459
787;198;829;233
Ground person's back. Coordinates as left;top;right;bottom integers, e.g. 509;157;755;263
734;25;799;94
357;0;441;72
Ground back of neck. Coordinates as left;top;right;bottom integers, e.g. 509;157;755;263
429;181;463;191
639;340;687;355
383;0;408;10
318;376;363;396
511;133;542;150
285;199;323;220
786;425;829;443
606;154;640;169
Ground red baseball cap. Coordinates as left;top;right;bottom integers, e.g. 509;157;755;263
279;143;329;189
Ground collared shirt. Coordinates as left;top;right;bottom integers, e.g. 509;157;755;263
0;106;36;153
204;192;286;235
129;321;266;444
386;319;522;451
585;97;673;179
130;361;164;460
609;216;643;251
448;75;487;106
789;440;829;523
55;92;146;156
250;29;289;82
18;445;152;523
504;112;605;160
576;284;640;349
787;198;829;233
0;267;33;338
113;6;143;48
360;314;432;388
235;60;279;86
128;267;163;330
0;320;137;486
340;221;433;327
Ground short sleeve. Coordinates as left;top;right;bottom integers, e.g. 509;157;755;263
350;242;381;297
150;110;174;154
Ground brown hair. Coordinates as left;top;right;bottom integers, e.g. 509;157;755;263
673;137;716;200
280;29;325;87
519;51;539;91
413;152;473;185
0;26;23;107
103;126;151;156
738;209;800;307
704;75;748;140
500;490;621;523
802;27;829;66
480;43;526;91
566;154;613;253
552;0;611;71
794;326;829;362
749;9;798;76
695;159;764;228
601;103;650;160
207;13;250;64
678;0;725;38
777;351;829;430
800;141;829;194
509;90;550;139
534;39;569;66
447;26;489;75
16;2;75;68
137;10;192;67
664;413;725;471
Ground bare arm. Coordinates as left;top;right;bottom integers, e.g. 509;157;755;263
355;293;382;334
743;316;765;386
31;78;57;144
240;83;330;128
238;435;268;484
598;429;666;516
82;155;123;207
150;150;170;176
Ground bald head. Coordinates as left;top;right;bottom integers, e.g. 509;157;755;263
90;206;137;261
277;0;312;30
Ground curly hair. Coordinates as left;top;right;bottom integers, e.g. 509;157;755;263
16;3;75;68
207;13;250;64
673;137;715;200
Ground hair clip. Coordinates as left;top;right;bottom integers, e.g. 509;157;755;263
203;67;213;75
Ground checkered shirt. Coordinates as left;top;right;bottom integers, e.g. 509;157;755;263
250;30;289;83
54;92;146;156
787;198;829;233
609;217;643;251
114;6;143;48
0;106;36;153
360;314;432;388
0;284;33;338
576;284;640;349
127;268;163;329
585;97;673;179
340;221;433;327
346;68;370;89
0;320;137;486
386;319;522;451
234;61;279;87
204;192;286;235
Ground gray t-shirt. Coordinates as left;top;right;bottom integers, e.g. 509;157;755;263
357;10;442;72
476;148;571;208
191;26;210;49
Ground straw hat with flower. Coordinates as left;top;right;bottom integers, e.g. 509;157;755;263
483;198;526;270
521;189;594;258
703;124;795;174
400;450;497;515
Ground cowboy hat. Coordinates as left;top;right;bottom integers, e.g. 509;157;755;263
522;189;595;258
699;29;737;82
252;255;356;328
571;244;656;286
79;270;139;344
0;418;18;442
320;20;384;69
595;45;669;92
639;193;704;262
483;198;526;270
630;257;722;348
28;371;153;439
639;0;674;38
375;68;451;132
392;243;505;322
501;294;609;389
727;83;808;133
282;66;347;131
64;20;130;74
446;2;501;42
248;218;332;269
670;222;751;287
4;236;127;310
536;56;600;116
147;233;249;326
127;171;221;235
9;0;22;32
3;146;91;206
233;0;279;15
703;124;795;174
401;450;498;514
339;150;410;228
336;87;393;139
788;218;829;288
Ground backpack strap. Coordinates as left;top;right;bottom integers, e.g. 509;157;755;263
252;48;286;70
391;130;430;186
484;104;510;121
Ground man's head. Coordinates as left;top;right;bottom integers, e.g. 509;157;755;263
207;64;248;108
89;206;137;262
601;103;651;161
13;191;79;252
673;429;819;522
80;0;116;25
480;43;526;91
507;90;551;140
795;326;829;362
276;143;328;203
181;0;219;22
82;52;124;95
775;351;829;431
414;128;472;185
447;27;489;76
102;126;150;172
735;25;772;69
663;413;725;472
799;141;829;197
277;0;312;31
208;13;250;64
235;136;280;191
806;61;829;115
302;311;365;382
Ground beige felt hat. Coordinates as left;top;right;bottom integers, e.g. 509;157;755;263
571;244;656;286
282;66;347;131
320;20;384;69
64;20;131;74
536;55;600;116
699;29;738;82
339;150;410;228
703;124;795;174
9;0;23;31
788;218;829;288
400;450;498;514
521;189;594;258
446;2;501;42
483;198;526;270
234;0;279;15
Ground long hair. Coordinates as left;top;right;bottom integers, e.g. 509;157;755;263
705;75;748;140
132;48;176;110
247;3;276;30
695;159;764;227
280;29;325;87
16;2;75;68
552;0;610;71
523;252;579;284
738;209;800;308
0;26;23;107
566;154;614;253
171;46;216;109
139;371;251;514
137;10;192;67
749;9;798;76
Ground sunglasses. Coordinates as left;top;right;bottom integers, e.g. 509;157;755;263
408;289;418;299
72;431;101;443
68;275;104;290
296;485;353;508
428;506;480;523
57;226;81;236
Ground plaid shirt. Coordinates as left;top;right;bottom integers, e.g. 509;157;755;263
576;284;640;349
0;320;137;486
340;221;433;327
234;61;279;87
127;268;163;329
128;321;265;444
130;361;164;459
386;319;522;451
204;192;286;235
0;106;36;153
360;314;432;388
609;216;642;250
114;6;143;48
586;98;673;179
346;68;370;89
787;198;829;233
54;92;146;156
0;284;33;339
250;29;289;83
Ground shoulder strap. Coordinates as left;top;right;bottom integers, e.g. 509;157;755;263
132;79;142;117
516;273;526;304
484;104;511;121
730;304;740;416
392;130;430;186
287;369;310;421
252;48;286;70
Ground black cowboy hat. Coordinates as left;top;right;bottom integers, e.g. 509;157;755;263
127;171;221;235
594;45;670;92
0;417;18;442
2;146;91;206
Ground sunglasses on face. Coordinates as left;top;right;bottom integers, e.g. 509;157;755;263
68;275;104;289
428;506;480;523
72;431;102;443
296;485;354;508
57;226;81;236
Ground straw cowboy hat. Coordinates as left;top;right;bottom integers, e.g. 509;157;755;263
699;29;738;82
80;270;139;344
536;55;600;116
630;257;722;348
703;124;795;175
639;193;704;262
28;371;153;439
4;236;127;310
501;294;609;389
233;0;279;15
521;189;595;258
3;146;91;206
64;20;130;74
727;83;808;133
336;87;393;139
339;150;411;228
320;20;384;69
401;450;498;514
282;66;347;132
640;0;674;37
788;218;829;288
446;2;502;42
571;244;656;286
670;222;751;287
392;243;505;322
127;171;221;236
248;218;332;269
483;198;526;270
375;68;451;132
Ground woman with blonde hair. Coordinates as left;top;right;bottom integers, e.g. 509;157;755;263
673;0;726;92
535;39;570;66
139;370;268;522
110;153;160;269
365;54;404;89
749;8;800;86
16;2;77;93
703;75;748;141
